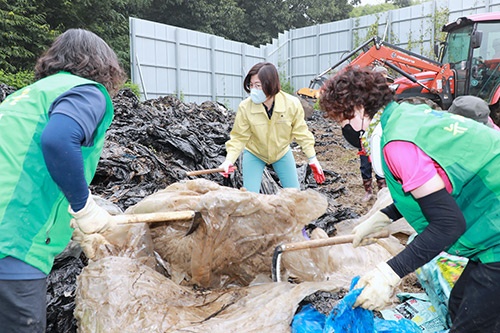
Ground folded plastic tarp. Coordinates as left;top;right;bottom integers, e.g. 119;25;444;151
75;256;353;332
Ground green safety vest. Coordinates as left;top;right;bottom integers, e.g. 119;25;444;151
0;72;114;274
380;101;500;263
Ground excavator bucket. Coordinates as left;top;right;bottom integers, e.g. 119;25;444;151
297;87;320;100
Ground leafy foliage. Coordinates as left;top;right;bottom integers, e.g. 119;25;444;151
140;0;357;47
350;3;396;18
143;0;244;42
289;0;360;27
0;69;34;88
38;0;150;75
0;0;58;72
387;0;413;7
122;80;141;97
1;0;412;77
280;76;295;95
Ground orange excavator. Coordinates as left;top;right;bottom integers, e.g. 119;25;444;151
297;12;500;124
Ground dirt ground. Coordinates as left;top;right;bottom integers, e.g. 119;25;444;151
299;110;377;216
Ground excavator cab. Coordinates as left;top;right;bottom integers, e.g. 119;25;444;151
441;14;500;108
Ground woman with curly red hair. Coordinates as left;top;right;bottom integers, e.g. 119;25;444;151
319;66;500;333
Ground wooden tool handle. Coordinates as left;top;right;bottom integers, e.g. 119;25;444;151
114;210;195;225
186;166;238;176
280;229;390;252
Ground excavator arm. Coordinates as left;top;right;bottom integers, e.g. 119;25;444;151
297;36;454;102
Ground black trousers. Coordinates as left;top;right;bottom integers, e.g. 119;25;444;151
359;154;383;181
449;260;500;333
0;279;46;333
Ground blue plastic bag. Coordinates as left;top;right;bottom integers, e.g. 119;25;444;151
374;317;421;332
291;276;422;333
324;276;374;333
291;304;325;333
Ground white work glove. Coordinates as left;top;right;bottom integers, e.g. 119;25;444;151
219;159;236;177
72;228;111;261
69;192;116;234
352;210;392;247
354;262;401;310
308;156;325;184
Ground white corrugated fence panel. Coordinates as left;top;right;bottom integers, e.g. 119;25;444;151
130;0;500;110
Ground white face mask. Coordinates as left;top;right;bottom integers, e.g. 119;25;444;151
250;88;267;104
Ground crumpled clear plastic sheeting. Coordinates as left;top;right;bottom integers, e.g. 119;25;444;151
280;188;408;284
125;178;329;288
281;220;404;283
75;222;159;271
74;256;346;333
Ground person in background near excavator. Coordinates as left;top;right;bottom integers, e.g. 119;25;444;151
340;65;389;202
319;66;500;333
0;29;125;332
447;95;500;131
219;62;325;192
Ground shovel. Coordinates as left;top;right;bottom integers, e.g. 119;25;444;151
114;210;203;236
271;229;390;282
184;166;238;177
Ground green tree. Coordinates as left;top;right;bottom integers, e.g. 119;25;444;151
0;0;57;72
141;0;357;46
233;0;292;46
386;0;413;7
231;0;358;46
142;0;245;42
0;0;150;75
38;0;151;75
350;3;396;17
289;0;360;27
1;0;363;74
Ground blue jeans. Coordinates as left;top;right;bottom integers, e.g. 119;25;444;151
242;149;300;193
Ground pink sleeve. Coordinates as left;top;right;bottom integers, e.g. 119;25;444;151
383;141;437;193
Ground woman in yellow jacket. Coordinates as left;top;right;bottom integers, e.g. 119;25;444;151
220;62;325;192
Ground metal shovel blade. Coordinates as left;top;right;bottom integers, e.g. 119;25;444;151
271;230;390;282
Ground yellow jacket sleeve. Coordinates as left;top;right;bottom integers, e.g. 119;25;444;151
225;102;252;163
290;98;316;159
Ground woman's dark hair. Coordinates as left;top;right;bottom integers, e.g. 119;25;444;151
243;62;281;97
34;29;126;96
319;66;394;122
